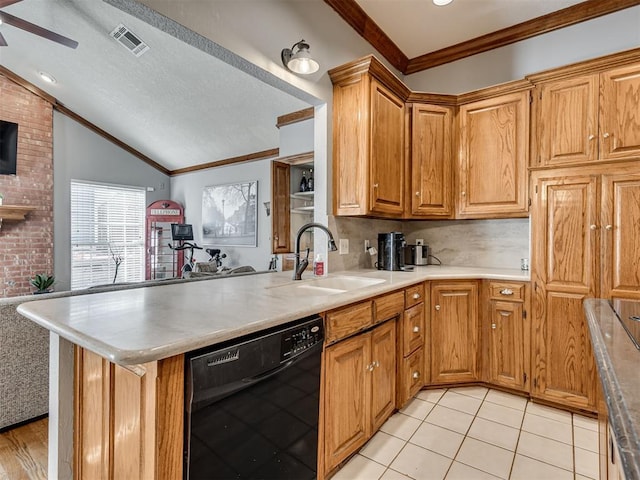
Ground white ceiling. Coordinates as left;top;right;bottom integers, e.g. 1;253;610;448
0;0;600;173
355;0;585;58
0;0;311;172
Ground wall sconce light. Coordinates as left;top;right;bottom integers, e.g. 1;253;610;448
263;201;271;216
281;40;319;75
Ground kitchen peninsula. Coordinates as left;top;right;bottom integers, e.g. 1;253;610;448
18;266;528;479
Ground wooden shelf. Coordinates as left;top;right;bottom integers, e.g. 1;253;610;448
0;205;36;221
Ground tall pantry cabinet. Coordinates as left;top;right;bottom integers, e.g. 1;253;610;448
529;54;640;411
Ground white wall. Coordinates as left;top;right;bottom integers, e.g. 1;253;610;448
170;160;273;271
404;6;640;93
53;111;171;291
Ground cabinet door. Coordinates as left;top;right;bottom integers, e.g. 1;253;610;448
536;75;599;166
489;300;526;390
409;104;453;217
431;282;479;383
370;79;405;215
600;64;640;161
271;161;291;253
332;74;369;216
458;91;529;218
531;174;598;410
324;333;371;473
601;173;640;299
370;321;396;432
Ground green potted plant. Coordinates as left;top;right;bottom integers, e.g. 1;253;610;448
30;273;55;294
0;192;3;205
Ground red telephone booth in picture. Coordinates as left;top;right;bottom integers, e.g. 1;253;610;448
145;200;184;280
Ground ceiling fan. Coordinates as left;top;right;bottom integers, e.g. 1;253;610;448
0;0;78;48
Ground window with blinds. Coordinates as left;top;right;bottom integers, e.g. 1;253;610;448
70;181;146;290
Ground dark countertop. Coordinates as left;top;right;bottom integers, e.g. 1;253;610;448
584;298;640;480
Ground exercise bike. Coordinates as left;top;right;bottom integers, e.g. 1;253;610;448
168;241;203;278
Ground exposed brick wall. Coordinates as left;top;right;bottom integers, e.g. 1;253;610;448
0;75;53;298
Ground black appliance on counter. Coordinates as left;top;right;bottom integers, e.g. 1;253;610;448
184;315;324;480
377;232;406;271
612;298;640;350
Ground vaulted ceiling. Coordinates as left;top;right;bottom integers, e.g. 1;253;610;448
0;0;637;174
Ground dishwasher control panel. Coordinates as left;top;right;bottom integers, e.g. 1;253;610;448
281;315;324;361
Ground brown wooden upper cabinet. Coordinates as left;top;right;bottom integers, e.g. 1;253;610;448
329;57;407;217
534;63;640;166
408;103;454;218
457;91;530;219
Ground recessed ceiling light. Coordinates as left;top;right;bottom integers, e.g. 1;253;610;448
39;72;57;84
433;0;453;5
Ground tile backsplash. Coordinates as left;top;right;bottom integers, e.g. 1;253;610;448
327;216;530;272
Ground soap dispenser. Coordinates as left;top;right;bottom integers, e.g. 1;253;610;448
313;253;324;276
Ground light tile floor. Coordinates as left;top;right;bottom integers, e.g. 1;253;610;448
333;387;600;480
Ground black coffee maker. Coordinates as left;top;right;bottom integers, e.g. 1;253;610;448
377;232;406;271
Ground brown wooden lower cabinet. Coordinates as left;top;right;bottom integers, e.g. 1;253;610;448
397;284;426;407
74;347;184;480
485;281;531;392
323;319;396;475
430;281;479;384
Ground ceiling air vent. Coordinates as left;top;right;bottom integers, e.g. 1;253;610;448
110;24;149;57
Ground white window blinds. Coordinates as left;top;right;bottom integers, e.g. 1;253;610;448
70;181;146;290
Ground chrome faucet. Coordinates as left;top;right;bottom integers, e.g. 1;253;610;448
293;222;338;280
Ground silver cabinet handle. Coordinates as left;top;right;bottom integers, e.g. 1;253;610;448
603;132;610;138
415;191;420;196
413;326;420;333
374;361;380;368
588;134;595;140
412;371;420;379
373;183;379;188
413;293;420;300
435;305;441;311
590;224;597;230
491;323;497;329
499;311;511;317
605;225;613;230
500;288;513;296
366;363;374;372
461;191;466;196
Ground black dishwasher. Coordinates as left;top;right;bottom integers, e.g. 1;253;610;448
184;315;324;479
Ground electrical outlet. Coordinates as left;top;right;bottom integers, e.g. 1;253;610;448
415;238;424;245
339;238;349;255
364;239;370;252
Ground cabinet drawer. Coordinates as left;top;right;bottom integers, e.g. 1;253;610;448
402;303;424;357
488;281;525;301
399;348;424;407
405;283;425;308
374;291;404;324
326;301;373;344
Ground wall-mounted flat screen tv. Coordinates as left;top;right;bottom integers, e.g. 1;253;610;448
0;120;18;175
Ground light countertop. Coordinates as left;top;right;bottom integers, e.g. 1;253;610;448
584;299;640;480
18;266;529;366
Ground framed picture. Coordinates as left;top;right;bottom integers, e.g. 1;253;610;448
202;181;258;247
